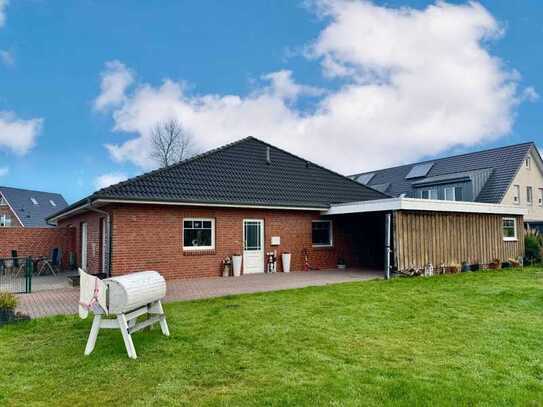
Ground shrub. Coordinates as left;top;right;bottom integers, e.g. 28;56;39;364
525;229;543;264
0;292;17;311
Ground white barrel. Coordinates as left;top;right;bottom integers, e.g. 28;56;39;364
106;271;166;314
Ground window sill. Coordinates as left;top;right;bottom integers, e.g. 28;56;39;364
312;245;334;250
503;238;518;242
183;249;216;256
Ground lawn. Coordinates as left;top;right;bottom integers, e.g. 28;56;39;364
1;269;542;406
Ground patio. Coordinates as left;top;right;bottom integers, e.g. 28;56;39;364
15;268;382;318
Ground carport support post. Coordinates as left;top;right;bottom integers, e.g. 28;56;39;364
384;212;392;280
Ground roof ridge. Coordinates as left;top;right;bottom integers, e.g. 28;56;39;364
247;137;391;198
351;141;535;177
0;185;65;196
94;136;256;196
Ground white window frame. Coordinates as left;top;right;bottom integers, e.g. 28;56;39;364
420;189;438;200
502;217;517;242
182;218;215;251
444;187;455;201
513;185;520;204
312;220;333;248
539;188;543;206
0;214;12;227
525;157;531;169
527;186;533;205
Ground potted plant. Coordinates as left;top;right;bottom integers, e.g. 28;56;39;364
282;252;291;273
0;292;17;324
336;257;346;269
448;263;460;274
232;254;242;277
488;258;501;269
222;256;232;277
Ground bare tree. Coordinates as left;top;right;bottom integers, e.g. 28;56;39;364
150;119;197;168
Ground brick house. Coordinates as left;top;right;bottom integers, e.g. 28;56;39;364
0;187;73;263
47;137;526;280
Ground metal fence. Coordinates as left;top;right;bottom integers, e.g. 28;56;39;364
0;257;32;293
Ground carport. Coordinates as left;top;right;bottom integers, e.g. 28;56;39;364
325;197;526;279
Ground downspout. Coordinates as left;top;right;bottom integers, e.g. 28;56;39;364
87;199;113;278
384;212;392;280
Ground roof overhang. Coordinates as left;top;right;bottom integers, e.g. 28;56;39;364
47;198;327;224
324;197;527;216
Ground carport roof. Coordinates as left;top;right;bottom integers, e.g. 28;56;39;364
325;197;527;216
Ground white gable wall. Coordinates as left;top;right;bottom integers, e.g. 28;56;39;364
501;147;543;223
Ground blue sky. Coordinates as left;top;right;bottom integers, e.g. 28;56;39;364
0;0;541;203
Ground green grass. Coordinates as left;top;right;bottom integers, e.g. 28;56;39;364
1;269;543;406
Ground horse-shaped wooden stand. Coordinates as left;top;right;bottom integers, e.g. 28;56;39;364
79;269;170;359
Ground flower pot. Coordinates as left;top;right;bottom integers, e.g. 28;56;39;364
223;265;231;277
232;255;242;277
0;309;15;323
282;253;291;273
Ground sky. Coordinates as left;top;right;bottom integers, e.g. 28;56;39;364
0;0;542;203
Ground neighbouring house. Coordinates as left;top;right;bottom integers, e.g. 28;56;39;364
0;186;74;264
47;137;525;279
350;142;543;232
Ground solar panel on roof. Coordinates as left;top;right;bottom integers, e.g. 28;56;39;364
356;173;375;185
405;163;434;179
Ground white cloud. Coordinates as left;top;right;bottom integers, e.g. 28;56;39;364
0;166;8;177
94;60;135;112
0;0;8;28
94;172;128;190
99;1;531;174
0;49;14;67
0;111;42;155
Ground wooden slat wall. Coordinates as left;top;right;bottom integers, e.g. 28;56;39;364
393;211;524;271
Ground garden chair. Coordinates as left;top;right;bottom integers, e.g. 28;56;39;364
39;248;60;276
12;250;26;276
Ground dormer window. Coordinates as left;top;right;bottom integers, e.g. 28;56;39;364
49;199;56;207
30;197;38;205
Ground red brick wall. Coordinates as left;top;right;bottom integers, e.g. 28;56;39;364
0;227;76;266
0;205;22;227
59;203;358;279
110;205;357;279
58;211;107;274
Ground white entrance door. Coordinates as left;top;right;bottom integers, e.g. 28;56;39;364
81;222;88;271
243;219;264;274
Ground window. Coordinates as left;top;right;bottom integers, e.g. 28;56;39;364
527;186;533;205
454;186;463;202
0;195;6;206
502;218;517;241
30;197;38;205
513;185;520;204
420;189;438;200
183;218;214;250
539;188;543;206
312;220;333;247
0;214;11;227
525;157;531;169
49;199;56;207
444;187;454;201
